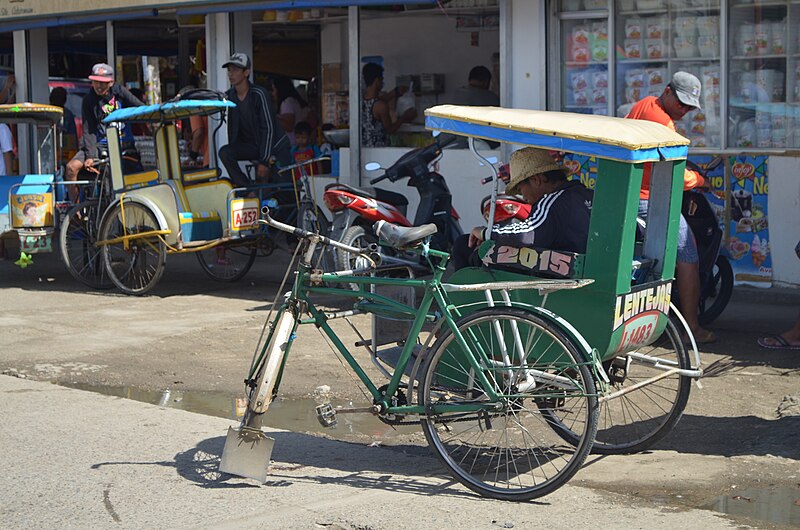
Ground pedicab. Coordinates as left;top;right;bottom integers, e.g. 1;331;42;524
219;105;703;500
428;104;703;454
0;103;65;263
93;98;269;295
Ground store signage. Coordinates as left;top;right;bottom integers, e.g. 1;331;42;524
0;0;208;20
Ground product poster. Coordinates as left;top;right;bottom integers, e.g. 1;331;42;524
562;152;772;286
727;155;771;286
563;153;599;189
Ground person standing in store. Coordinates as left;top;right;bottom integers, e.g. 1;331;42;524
64;63;143;202
452;65;499;107
272;77;311;147
361;62;416;148
218;52;291;186
626;71;715;344
449;65;500;148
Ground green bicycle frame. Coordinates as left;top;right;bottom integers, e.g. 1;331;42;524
248;244;516;417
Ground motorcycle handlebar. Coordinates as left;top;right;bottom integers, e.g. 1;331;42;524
370;173;389;185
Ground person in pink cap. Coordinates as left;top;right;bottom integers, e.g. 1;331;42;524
64;63;143;202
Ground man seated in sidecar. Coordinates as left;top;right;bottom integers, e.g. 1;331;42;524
452;147;593;272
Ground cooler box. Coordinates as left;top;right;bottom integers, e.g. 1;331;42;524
4;174;55;229
179;211;222;242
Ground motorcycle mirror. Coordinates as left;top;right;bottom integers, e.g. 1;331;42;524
431;130;441;137
364;162;382;171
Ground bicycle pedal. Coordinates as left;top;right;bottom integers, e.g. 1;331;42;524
315;402;337;427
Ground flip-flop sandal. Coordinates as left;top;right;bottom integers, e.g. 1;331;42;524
757;335;800;350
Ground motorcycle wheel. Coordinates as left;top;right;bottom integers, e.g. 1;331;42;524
698;255;733;326
336;225;378;291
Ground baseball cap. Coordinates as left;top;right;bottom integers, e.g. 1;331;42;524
88;63;114;83
670;71;702;109
222;52;251;70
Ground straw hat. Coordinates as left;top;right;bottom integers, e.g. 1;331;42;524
506;148;565;195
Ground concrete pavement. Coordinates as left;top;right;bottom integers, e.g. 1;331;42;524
0;374;740;529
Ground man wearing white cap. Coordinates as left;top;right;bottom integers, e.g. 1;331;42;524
626;71;715;344
218;52;290;186
65;63;143;202
453;148;593;270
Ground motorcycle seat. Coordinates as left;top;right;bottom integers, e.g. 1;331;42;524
325;183;409;207
373;220;437;248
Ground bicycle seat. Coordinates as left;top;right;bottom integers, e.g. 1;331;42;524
374;220;437;248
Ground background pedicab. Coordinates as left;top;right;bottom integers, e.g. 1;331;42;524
426;105;704;454
93;98;272;295
0;103;65;265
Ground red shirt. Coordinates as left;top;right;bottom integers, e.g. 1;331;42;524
625;96;704;199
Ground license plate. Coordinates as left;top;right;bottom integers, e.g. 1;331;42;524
230;199;260;231
19;234;52;254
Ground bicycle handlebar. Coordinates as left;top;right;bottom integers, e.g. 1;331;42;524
259;206;377;270
276;156;332;176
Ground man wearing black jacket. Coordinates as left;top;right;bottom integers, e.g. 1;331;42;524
218;53;291;187
64;63;143;202
453;148;593;270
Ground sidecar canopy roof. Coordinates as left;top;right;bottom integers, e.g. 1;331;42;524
0;103;63;124
103;99;236;124
425;105;690;163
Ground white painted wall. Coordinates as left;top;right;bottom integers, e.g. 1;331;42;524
321;13;500;110
765;156;800;288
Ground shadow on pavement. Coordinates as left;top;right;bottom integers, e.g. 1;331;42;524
647;413;800;459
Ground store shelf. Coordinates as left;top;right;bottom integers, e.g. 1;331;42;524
731;55;788;60
618;58;670;63
731;1;787;8
618;9;668;15
671;57;720;62
566;61;609;66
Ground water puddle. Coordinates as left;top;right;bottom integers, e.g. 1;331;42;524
59;382;418;441
708;486;800;527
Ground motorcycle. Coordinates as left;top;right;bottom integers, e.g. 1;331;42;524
323;136;463;276
638;156;733;325
479;163;531;224
683;157;733;325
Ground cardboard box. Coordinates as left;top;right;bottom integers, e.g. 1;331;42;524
322;63;342;92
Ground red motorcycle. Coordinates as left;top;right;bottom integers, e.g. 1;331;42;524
479;163;530;224
323;137;463;274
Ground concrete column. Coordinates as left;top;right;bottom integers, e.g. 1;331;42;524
12;28;49;174
507;0;547;111
347;5;360;187
230;11;253;62
206;13;232;167
106;21;116;71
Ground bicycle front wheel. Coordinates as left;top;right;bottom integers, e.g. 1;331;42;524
59;200;113;289
419;308;598;501
99;201;166;295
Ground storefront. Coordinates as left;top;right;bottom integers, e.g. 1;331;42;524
550;0;800;288
0;0;796;287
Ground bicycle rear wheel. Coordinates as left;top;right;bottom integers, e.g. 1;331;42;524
59;200;113;289
542;316;691;454
419;308;598;501
99;201;166;295
196;240;257;282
